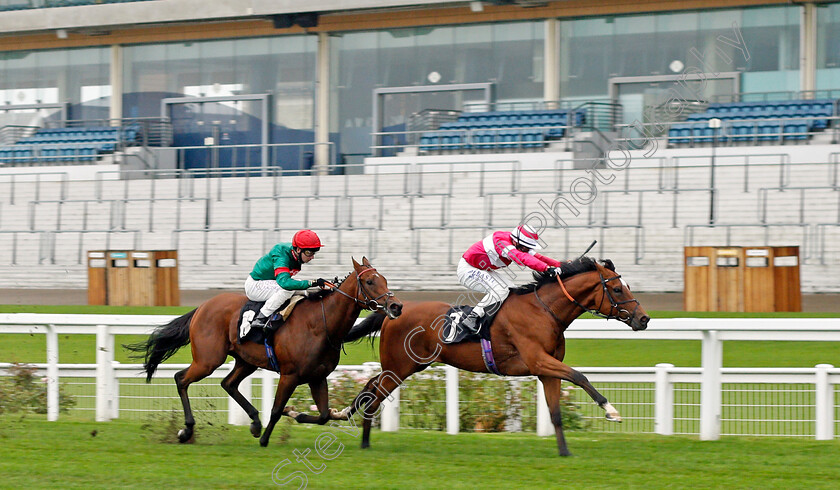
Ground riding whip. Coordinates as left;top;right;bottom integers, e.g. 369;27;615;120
579;240;597;259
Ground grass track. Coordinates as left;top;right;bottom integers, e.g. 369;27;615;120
0;417;838;489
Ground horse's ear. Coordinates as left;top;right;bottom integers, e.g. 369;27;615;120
599;259;616;272
352;257;361;269
362;256;371;267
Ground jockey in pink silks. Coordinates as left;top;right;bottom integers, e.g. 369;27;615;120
456;224;563;333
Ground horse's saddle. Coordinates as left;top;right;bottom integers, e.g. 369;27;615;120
237;295;304;344
440;306;496;344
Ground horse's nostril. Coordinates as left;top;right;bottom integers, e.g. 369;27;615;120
641;316;650;325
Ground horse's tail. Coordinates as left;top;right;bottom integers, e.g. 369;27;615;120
124;309;196;382
344;312;386;344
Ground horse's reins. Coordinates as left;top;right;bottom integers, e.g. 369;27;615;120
536;267;640;323
319;300;343;352
318;267;394;351
324;267;394;313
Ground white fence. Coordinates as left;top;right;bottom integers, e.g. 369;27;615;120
0;314;838;440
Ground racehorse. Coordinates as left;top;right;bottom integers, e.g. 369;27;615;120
126;257;403;447
343;257;649;456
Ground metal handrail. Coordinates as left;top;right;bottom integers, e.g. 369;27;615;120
616;116;840;148
0;125;39;146
241;194;343;230
410;223;644;265
370;124;572;154
670;153;792;191
172;141;337;174
0;228;141;265
814;223;840;265
354;159;522;197
43;117;173;147
483;187;711;231
460;99;616;113
683;223;810;260
0;171;68;204
596;188;712;229
757;186;840;225
709;89;840;103
170;226;377;266
828;152;840;190
27;196;209;233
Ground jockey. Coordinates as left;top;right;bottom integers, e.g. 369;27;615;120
245;229;329;334
456;224;563;333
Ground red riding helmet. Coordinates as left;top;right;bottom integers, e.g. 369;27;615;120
292;229;323;249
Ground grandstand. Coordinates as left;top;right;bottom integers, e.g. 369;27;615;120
1;0;839;296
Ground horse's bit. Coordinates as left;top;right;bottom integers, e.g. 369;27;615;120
326;267;394;312
535;270;640;323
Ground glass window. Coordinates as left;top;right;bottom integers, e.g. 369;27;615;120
816;3;840;93
0;46;109;121
559;6;800;100
122;35;316;132
330;21;543;156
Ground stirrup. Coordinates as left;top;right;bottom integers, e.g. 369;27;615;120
460;314;480;333
250;314;268;330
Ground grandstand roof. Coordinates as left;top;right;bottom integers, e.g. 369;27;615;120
0;0;796;44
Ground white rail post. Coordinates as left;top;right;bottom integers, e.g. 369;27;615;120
815;364;834;440
380;385;400;432
655;363;674;435
446;365;459;435
111;361;120;419
46;324;59;422
261;369;275;422
96;324;115;422
536;379;553;437
700;330;722;441
227;361;252;426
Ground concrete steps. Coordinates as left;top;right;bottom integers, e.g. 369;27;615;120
2;146;840;293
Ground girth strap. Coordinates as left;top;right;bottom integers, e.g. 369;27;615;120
480;338;502;376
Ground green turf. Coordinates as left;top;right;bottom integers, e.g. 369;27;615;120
0;416;838;489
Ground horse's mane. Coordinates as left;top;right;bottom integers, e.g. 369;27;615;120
509;257;615;295
304;273;349;301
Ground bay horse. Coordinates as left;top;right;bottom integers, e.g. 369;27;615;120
126;257;402;447
343;257;649;456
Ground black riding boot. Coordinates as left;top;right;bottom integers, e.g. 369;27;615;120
483;301;503;318
250;312;269;330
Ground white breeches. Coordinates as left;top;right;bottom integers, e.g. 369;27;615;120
456;258;513;317
244;276;296;317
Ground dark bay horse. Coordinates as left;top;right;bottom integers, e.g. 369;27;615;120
126;257;402;447
344;257;649;456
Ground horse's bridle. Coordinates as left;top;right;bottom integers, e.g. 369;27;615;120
541;269;640;322
326;267;394;312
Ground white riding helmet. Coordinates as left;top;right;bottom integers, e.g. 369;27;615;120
511;224;542;250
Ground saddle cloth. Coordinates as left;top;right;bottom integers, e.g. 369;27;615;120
440;305;496;344
237;295;304;344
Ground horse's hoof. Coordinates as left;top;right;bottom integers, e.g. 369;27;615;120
177;428;192;443
361;441;370;449
602;402;622;423
330;407;349;421
259;438;269;447
250;422;262;438
559;451;572;457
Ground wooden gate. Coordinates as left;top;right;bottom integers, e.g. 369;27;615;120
87;250;180;306
684;246;800;312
